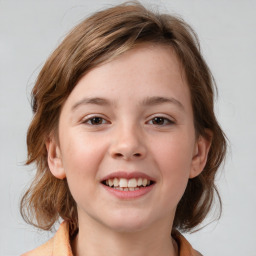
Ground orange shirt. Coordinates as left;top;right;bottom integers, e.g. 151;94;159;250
22;222;202;256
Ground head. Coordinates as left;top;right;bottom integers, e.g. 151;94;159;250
21;2;226;235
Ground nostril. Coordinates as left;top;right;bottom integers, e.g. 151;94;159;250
113;152;142;159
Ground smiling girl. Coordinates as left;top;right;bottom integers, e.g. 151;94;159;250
21;2;226;256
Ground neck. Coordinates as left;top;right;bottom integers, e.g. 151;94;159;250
72;213;178;256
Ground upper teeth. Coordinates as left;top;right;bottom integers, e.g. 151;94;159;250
105;178;151;188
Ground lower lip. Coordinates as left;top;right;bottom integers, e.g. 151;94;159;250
102;184;155;199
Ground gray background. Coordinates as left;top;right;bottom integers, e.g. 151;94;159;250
1;0;256;255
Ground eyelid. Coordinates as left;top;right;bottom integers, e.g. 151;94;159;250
81;114;110;125
146;114;176;125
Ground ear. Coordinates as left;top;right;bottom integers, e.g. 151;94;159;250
189;130;212;179
46;136;66;179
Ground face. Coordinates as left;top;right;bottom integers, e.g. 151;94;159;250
47;44;210;233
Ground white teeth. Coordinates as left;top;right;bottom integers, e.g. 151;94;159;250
113;187;144;191
142;178;147;187
119;178;128;188
128;178;137;188
105;177;152;189
113;178;119;187
108;179;113;187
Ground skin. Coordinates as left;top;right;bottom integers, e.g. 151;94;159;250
47;44;211;256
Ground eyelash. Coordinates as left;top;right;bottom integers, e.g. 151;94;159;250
147;116;174;126
82;115;174;126
82;116;109;125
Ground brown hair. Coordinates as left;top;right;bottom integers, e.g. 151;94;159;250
20;1;227;235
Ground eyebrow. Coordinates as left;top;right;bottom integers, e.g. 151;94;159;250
72;96;184;111
72;97;111;110
142;96;184;110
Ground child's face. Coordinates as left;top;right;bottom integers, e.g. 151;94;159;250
48;44;209;232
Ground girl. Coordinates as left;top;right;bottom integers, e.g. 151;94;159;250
21;2;226;255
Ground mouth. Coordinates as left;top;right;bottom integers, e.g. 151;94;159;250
101;177;155;191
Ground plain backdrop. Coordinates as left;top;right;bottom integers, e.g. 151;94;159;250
1;0;256;255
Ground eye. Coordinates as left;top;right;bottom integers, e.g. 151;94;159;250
83;116;108;125
148;116;174;126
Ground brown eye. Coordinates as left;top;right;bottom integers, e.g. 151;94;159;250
149;117;173;126
84;117;107;125
90;117;103;125
152;117;165;125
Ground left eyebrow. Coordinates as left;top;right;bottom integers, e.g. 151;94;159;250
141;96;185;110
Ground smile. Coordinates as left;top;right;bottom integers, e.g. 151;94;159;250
102;178;154;191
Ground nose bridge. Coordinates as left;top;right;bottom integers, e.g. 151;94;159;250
109;119;146;160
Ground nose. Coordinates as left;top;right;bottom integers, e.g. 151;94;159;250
109;125;147;161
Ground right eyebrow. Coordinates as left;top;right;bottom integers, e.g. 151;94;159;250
72;97;111;111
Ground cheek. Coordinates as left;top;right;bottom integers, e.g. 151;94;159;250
154;134;194;201
61;130;104;166
60;137;104;207
159;150;191;195
59;131;108;189
155;133;194;172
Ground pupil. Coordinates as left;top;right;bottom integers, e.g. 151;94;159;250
92;117;102;125
153;117;164;125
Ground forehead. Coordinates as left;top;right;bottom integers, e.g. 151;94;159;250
62;43;190;111
91;43;186;85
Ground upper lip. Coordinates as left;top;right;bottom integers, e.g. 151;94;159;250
101;171;156;182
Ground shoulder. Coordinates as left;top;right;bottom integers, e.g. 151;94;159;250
21;222;73;256
21;238;54;256
172;230;203;256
